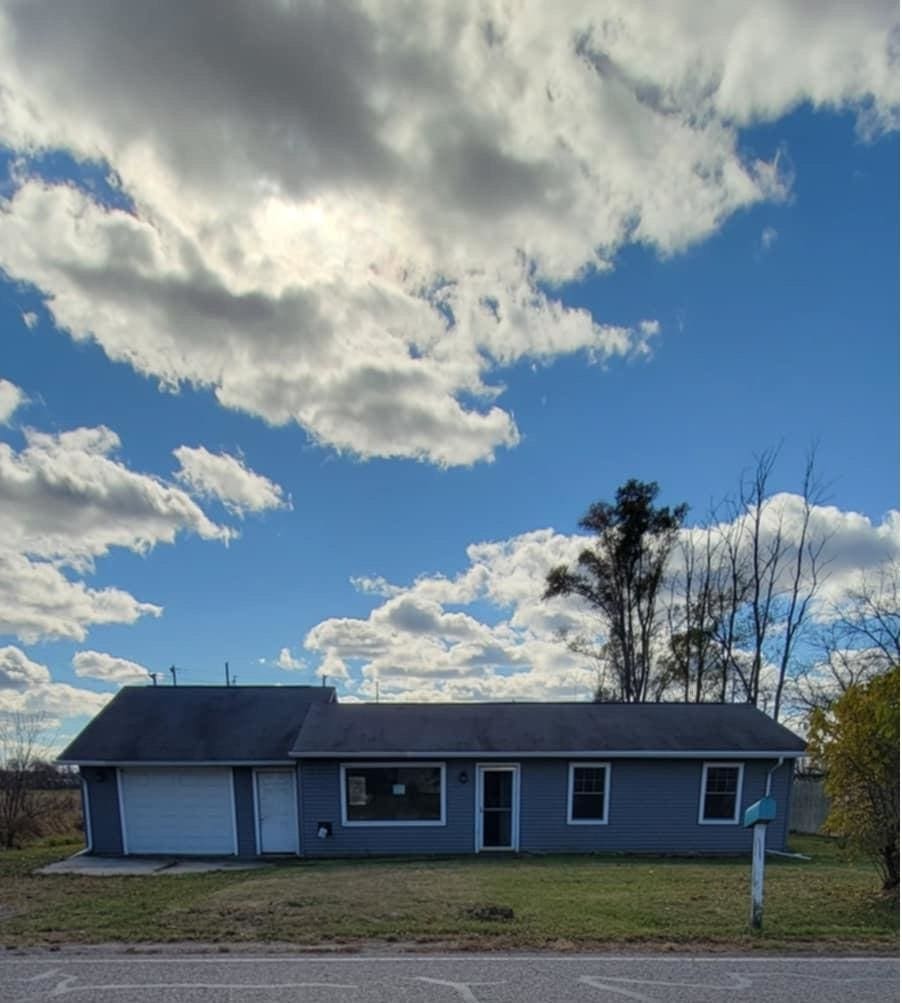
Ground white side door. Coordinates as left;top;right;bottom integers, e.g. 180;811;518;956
255;769;298;854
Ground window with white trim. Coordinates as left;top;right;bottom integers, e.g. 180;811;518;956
699;762;743;824
341;763;445;825
567;762;609;824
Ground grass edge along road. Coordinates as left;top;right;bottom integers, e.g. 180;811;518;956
0;835;896;951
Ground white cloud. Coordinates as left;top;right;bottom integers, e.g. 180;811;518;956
0;425;233;570
317;651;350;682
173;445;289;516
0;417;286;644
0;645;112;719
0;645;50;689
0;2;893;466
307;497;900;702
683;494;901;607
0;378;26;424
275;647;306;672
21;311;38;329
350;575;404;598
760;225;779;251
72;649;152;685
0;550;161;644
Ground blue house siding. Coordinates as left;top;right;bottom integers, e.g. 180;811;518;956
81;767;123;854
79;757;795;858
232;767;257;857
299;759;477;857
298;757;792;858
519;758;792;854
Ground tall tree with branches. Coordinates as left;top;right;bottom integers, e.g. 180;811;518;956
544;480;688;702
699;448;830;717
661;526;730;703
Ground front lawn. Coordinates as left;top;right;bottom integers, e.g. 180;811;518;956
0;835;896;950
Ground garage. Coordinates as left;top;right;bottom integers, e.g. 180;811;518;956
118;767;236;855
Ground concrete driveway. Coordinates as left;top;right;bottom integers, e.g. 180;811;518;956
36;851;266;876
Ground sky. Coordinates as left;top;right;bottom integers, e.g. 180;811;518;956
0;0;898;746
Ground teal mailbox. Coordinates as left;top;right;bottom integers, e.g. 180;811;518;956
743;796;777;828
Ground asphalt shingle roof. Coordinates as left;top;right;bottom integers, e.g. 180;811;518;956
58;685;336;763
289;702;806;757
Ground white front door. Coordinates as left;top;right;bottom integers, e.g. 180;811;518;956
476;765;520;852
255;769;298;854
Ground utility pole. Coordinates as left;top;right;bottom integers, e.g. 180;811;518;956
148;672;158;686
224;661;230;687
375;680;380;703
169;664;178;686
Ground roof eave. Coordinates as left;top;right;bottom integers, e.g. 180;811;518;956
58;758;297;767
290;748;805;759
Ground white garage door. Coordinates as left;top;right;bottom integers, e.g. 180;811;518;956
119;767;236;855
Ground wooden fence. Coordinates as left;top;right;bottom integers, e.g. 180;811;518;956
790;773;830;834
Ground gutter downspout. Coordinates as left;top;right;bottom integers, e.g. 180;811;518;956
765;756;784;797
765;756;810;858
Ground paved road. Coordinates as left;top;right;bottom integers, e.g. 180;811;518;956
2;953;898;1002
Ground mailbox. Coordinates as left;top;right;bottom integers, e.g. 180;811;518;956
743;796;777;828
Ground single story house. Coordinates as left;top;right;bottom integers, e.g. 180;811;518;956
59;685;806;858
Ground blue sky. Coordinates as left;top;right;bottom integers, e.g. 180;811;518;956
0;1;897;738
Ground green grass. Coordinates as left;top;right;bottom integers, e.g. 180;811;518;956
0;835;896;950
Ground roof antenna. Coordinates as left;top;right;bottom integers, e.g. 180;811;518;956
169;664;178;686
321;674;327;687
148;672;158;687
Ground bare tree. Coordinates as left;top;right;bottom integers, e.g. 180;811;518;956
769;450;830;719
661;527;729;703
0;712;55;849
828;560;900;666
662;448;831;718
793;559;899;712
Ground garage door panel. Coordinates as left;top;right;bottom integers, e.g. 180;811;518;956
120;767;235;855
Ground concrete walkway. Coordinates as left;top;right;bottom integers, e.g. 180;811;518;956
37;851;266;876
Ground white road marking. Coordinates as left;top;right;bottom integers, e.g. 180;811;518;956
577;969;895;1001
414;976;506;1002
16;969;65;983
577;977;656;1001
43;976;359;996
584;973;755;990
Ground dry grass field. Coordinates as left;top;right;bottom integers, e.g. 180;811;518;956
0;835;896;950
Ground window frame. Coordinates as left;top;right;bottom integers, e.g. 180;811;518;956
697;761;744;825
566;761;611;825
339;761;447;827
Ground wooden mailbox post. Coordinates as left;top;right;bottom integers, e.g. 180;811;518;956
743;795;777;930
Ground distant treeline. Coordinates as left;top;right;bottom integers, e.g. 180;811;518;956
0;761;80;789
